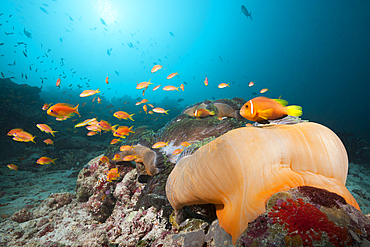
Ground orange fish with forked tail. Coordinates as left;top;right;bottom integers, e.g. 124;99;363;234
47;103;80;118
239;96;302;124
167;72;179;79
36;156;57;165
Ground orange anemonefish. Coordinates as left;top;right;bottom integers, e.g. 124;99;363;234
239;96;302;124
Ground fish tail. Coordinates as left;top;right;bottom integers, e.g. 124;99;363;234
74;104;81;117
176;87;180;91
31;136;36;143
129;114;135;121
112;125;118;131
96;87;100;93
51;131;57;137
287;105;302;117
165;110;169;115
210;111;215;115
52;158;57;164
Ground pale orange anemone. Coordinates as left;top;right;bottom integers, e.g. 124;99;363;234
166;122;360;244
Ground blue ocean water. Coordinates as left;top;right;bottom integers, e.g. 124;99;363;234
1;0;370;138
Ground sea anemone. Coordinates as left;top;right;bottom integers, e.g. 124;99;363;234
166;122;360;244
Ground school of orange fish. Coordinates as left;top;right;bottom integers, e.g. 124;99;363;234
6;64;278;183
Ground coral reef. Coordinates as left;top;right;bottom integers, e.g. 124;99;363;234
2;98;370;246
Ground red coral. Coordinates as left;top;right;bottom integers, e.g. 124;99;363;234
268;198;351;246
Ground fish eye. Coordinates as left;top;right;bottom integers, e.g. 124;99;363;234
50;109;53;112
245;105;248;108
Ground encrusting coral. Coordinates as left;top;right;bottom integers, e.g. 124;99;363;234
166;122;360;244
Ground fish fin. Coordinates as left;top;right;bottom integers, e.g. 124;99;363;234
32;136;37;143
210;111;215;115
129;113;135;121
96;87;100;93
51;131;57;137
258;109;273;120
165;110;169;115
52;158;57;164
273;98;288;106
74;104;81;117
287;105;302;117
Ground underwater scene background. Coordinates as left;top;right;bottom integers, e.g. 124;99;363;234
1;0;370;246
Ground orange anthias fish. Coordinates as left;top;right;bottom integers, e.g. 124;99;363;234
194;109;215;118
107;168;120;182
100;156;109;164
181;141;191;147
97;97;102;104
172;148;183;155
37;156;57;165
113;126;134;137
239;96;303;123
112;154;121;161
42;103;52;111
13;130;36;143
152;85;161;91
204;76;208;86
167;72;179;79
143;105;148;114
153;107;169;115
105;76;109;84
80;88;100;97
36;124;58;137
120;145;133;151
136;79;153;89
98;120;116;132
7;128;23;136
56;78;61;87
110;139;121;144
151;65;163;73
87;131;98;136
260;88;268;93
180;84;184;91
113;111;135;121
163;86;179;91
152;141;168;149
249;81;254;87
7;164;18;171
141;99;148;104
123;155;138;161
47;103;80;118
148;104;154;108
44;139;54;145
218;83;230;88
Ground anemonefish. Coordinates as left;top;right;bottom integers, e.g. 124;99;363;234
194;109;215;118
239;96;302;123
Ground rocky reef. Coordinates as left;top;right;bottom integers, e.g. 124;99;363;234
1;97;370;246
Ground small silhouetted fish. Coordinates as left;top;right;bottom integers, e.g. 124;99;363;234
169;31;174;36
183;81;188;85
23;28;32;38
43;3;49;7
115;70;119;76
177;98;184;102
4;31;13;35
193;76;195;80
107;48;112;55
0;43;4;46
47;49;51;52
25;74;27;79
158;58;162;62
90;27;97;31
252;92;257;95
244;75;248;78
39;7;48;14
68;16;74;21
17;42;25;45
22;51;27;57
212;97;215;100
219;56;223;62
100;18;107;26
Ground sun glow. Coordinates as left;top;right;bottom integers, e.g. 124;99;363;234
94;0;117;25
